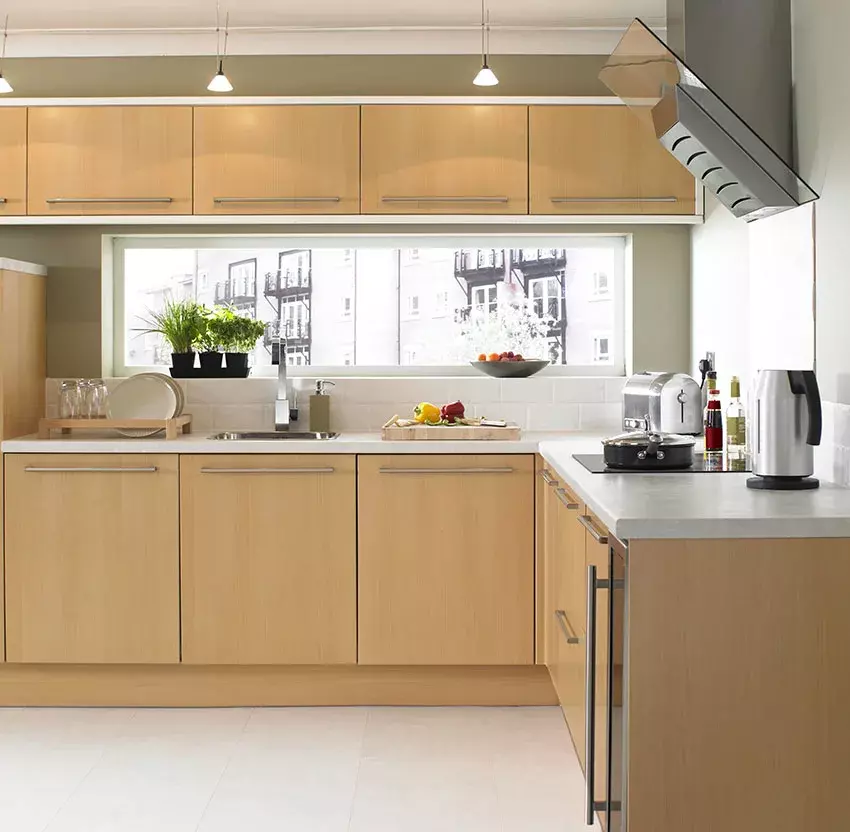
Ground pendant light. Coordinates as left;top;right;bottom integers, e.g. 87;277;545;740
0;16;14;94
473;0;498;87
207;4;233;93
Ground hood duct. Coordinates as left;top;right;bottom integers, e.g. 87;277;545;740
599;19;818;222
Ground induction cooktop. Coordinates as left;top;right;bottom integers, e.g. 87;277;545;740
573;454;751;474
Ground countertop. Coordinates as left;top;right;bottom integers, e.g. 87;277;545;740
7;430;850;540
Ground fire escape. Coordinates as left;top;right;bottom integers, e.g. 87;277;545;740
263;249;313;364
216;258;258;318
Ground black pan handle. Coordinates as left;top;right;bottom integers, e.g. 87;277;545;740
787;370;822;446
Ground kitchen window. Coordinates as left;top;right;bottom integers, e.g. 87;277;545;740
113;236;626;375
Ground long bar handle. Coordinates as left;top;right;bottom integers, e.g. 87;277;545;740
381;196;509;204
213;196;341;204
24;466;158;473
551;196;678;204
579;514;609;544
585;564;598;826
554;609;581;645
200;467;335;474
539;468;558;486
45;197;174;204
555;487;580;510
378;467;514;475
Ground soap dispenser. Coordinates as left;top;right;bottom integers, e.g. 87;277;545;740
309;380;335;434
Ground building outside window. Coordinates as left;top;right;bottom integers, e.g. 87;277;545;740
118;238;625;374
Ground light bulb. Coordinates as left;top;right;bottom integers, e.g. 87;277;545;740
473;63;499;87
0;74;13;94
207;62;233;93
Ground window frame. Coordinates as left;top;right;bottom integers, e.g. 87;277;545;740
107;233;628;378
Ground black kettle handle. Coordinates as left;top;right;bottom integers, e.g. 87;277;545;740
787;370;822;446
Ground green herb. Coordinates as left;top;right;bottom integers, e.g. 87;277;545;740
138;299;207;355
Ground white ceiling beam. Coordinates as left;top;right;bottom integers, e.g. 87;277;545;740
4;23;665;58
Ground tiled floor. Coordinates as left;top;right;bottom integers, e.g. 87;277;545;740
0;706;598;832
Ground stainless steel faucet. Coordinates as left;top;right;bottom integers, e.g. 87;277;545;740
274;336;293;431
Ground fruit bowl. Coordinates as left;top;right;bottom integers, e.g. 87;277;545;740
470;359;550;379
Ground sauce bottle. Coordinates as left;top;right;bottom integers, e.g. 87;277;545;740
704;385;723;453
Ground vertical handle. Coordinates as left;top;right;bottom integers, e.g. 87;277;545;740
788;370;822;446
585;563;598;826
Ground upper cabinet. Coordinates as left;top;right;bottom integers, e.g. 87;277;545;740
193;105;360;215
361;105;528;214
0;108;27;216
529;105;697;215
27;106;193;215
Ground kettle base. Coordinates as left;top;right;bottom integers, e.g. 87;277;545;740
747;476;820;491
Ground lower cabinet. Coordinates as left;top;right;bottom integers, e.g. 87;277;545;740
179;455;357;664
358;455;535;665
4;454;180;663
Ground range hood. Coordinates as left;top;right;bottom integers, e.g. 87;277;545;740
599;19;818;222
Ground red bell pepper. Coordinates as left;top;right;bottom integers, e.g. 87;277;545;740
440;400;466;424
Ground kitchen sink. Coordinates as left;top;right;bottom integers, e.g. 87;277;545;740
210;431;338;441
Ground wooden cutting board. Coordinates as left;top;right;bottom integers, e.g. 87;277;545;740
381;424;521;441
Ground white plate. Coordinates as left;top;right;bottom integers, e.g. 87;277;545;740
107;375;179;438
135;372;184;417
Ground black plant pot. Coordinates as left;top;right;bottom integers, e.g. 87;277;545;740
225;352;249;373
199;351;223;374
171;352;196;377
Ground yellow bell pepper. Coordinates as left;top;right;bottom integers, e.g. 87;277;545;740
413;402;441;424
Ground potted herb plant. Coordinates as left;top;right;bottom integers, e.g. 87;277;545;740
139;299;206;377
194;308;223;374
214;307;267;374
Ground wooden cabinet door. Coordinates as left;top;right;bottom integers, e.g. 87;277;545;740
4;454;179;663
358;455;534;664
361;105;528;214
180;455;356;664
529;105;696;215
0;108;26;215
193;105;360;215
546;482;588;771
585;510;611;824
27;106;193;215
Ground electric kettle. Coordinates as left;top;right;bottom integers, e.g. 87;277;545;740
747;369;822;490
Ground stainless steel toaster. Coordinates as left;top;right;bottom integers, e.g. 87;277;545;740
622;371;703;435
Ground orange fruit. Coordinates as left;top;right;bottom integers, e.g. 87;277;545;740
487;352;500;362
477;353;487;361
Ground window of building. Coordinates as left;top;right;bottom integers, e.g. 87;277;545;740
593;271;610;298
115;237;625;375
593;333;612;363
343;249;352;263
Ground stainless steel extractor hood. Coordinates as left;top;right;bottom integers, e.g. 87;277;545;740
599;19;819;222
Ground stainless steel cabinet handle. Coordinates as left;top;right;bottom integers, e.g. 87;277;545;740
550;196;678;204
381;196;510;204
555;487;580;510
45;197;174;204
579;514;608;544
24;466;158;473
0;197;6;204
539;468;558;486
378;467;514;475
554;609;581;645
200;467;335;474
213;196;341;204
585;564;598;826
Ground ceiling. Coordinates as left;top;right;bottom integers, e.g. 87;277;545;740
0;0;666;58
2;1;665;30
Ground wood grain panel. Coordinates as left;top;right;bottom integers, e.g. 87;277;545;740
4;454;180;663
0;108;27;215
529;105;696;215
180;455;357;664
193;105;360;214
0;664;557;707
27;106;193;215
358;454;535;664
361;105;528;214
627;538;850;832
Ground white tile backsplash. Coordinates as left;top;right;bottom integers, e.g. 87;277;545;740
45;376;625;434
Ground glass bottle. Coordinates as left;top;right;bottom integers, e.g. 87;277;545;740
726;376;747;460
704;387;723;453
